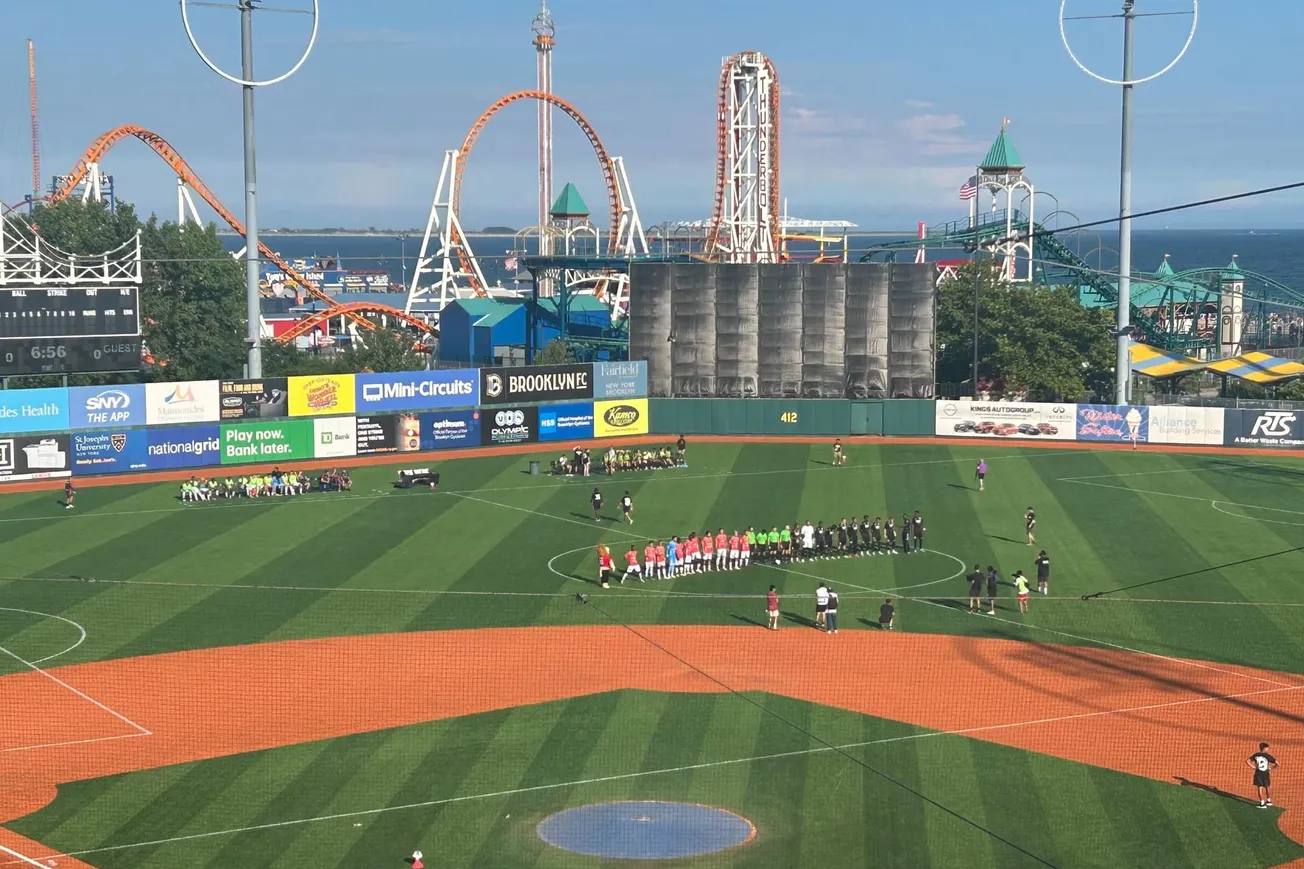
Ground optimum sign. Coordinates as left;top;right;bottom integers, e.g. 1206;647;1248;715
355;371;479;413
480;363;593;405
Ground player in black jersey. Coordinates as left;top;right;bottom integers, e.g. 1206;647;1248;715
900;512;912;554
1025;507;1037;545
884;517;896;554
621;491;634;525
858;516;871;555
591;488;603;521
846;518;859;553
836;519;848;554
1248;742;1279;807
911;511;925;551
1035;550;1050;595
871;517;883;554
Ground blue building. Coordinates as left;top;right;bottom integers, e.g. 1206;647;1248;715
438;296;614;365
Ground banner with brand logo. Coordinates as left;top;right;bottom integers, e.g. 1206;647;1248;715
419;410;481;450
0;387;69;435
539;402;595;441
145;380;220;426
594;399;649;438
220;419;315;465
482;406;539;446
0;433;71;482
219;378;289;421
313;416;357;459
480;363;593;405
594;360;648;400
287;374;356;417
356;414;422;455
1075;405;1150;443
355;370;479;413
1224;408;1304;449
72;430;148;475
1147;406;1225;446
934;400;1077;440
69;384;146;430
146;425;221;469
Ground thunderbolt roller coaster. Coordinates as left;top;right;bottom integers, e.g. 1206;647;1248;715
860;208;1304;354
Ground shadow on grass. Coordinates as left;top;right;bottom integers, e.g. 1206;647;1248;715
781;611;818;628
986;534;1026;545
732;614;766;627
947;484;971;492
1174;777;1254;803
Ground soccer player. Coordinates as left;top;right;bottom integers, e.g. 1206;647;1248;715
715;529;729;571
766;585;780;631
655;540;668;579
1035;550;1051;595
780;524;793;559
598;547;613;588
847;517;859;554
986;566;1000;614
912;511;925;551
968;565;984;613
1248;743;1279;808
745;526;757;562
884;516;897;554
879;599;895;630
767;526;781;561
701;531;715;572
644;541;657;579
682;535;697;574
1025;507;1037;545
666;537;680;578
1013;570;1031;613
832;439;846;466
622;546;643;583
870;516;883;554
900;513;912;555
800;520;816;560
740;531;751;568
836;519;848;555
64;479;75;510
591;488;603;521
975;459;987;491
620;491;634;525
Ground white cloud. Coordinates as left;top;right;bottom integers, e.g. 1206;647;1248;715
896;113;985;157
904;99;933;110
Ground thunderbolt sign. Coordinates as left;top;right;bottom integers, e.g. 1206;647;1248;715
355;371;479;413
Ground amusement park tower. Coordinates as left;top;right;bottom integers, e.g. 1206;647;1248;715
533;2;555;260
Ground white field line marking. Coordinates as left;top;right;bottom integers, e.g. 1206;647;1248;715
762;562;1298;689
0;844;56;868
20;680;1303;865
1211;501;1304;527
0;644;151;741
2;731;149;755
1059;475;1304;519
0;448;1092;528
0;607;86;665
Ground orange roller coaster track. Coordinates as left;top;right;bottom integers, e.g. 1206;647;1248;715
51;126;432;342
452;91;621;292
277;301;438;343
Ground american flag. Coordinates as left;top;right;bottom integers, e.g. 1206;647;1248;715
504;256;519;272
959;176;978;201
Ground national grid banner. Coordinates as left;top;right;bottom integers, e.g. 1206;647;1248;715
934;400;1077;440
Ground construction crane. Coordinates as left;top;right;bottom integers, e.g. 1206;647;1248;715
28;39;40;200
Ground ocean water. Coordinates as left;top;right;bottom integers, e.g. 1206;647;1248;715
222;229;1304;299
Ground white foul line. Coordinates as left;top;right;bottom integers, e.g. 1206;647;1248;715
0;844;57;869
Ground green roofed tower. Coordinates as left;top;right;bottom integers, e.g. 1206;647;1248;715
971;119;1035;283
550;183;590;220
979;123;1025;173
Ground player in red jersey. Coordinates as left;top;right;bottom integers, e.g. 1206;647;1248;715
740;532;751;568
701;532;715;572
655;541;667;578
728;531;741;570
715;530;728;571
643;541;657;578
622;546;643;583
598;547;613;588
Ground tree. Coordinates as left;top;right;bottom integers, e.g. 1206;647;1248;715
936;264;1115;401
336;329;426;373
534;338;576;366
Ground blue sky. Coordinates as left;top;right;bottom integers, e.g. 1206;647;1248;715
1;0;1301;231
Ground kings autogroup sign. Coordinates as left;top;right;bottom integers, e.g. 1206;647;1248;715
480;363;594;405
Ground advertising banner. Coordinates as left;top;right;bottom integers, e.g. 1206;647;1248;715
287;374;356;417
145;380;221;426
593;398;650;438
480;363;593;406
72;430;149;475
220;419;315;465
69;384;146;429
0;434;71;482
313;416;357;459
1075;405;1150;443
355;369;479;414
219;378;289;421
1146;406;1225;446
146;425;221;470
418;410;481;450
594;360;648;400
1224;409;1304;449
934;400;1077;440
0;386;69;434
539;402;595;441
482;406;540;446
356;414;421;455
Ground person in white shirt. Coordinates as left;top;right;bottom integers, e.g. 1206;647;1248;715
801;522;816;560
814;583;830;630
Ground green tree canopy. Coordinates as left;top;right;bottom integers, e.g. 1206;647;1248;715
936;264;1116;401
533;338;576;366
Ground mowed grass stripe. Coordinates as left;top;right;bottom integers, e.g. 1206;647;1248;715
1153;776;1272;869
914;736;1004;868
1028;753;1124;868
970;741;1061;867
859;717;933;868
1087;767;1194;868
739;694;816;866
797;704;867;867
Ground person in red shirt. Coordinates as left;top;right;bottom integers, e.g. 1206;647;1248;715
728;532;741;571
715;530;728;571
598;549;613;588
655;541;667;579
701;532;715;572
766;585;780;630
643;542;657;578
622;546;643;583
740;532;751;568
683;535;697;574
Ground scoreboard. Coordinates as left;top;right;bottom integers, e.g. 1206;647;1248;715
0;287;141;376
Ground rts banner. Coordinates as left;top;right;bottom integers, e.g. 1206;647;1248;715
0;386;70;435
418;410;481;450
1075;405;1150;443
287;374;356;417
593;399;650;438
146;425;221;470
594;361;648;400
539;402;595;441
934;400;1077;441
220;419;315;465
480;363;593;405
0;434;71;482
145;380;221;426
354;370;479;413
69;384;146;429
1147;406;1225;446
482;406;539;446
219;378;289;421
1224;408;1304;449
313;416;357;459
72;430;149;475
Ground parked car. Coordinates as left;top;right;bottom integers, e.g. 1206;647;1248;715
953;420;978;433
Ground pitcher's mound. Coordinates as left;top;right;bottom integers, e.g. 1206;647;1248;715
537;800;756;859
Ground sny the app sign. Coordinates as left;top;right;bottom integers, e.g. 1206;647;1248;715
70;384;146;429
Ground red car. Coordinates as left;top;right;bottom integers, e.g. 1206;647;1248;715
993;423;1018;436
975;421;997;434
1036;423;1059;435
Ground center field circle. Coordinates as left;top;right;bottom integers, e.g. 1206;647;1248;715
537;801;755;859
0;607;87;667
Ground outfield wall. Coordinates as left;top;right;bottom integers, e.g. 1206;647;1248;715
647;398;935;437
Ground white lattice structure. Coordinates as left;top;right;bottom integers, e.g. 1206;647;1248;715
0;215;141;286
709;52;780;263
971;121;1034;283
405;150;490;316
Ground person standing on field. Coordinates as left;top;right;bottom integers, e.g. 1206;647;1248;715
1249;743;1279;808
986;566;1000;614
825;586;839;634
968;565;984;613
766;585;780;631
814;582;830;630
975;459;987;491
1025;507;1037;545
1013;571;1031;613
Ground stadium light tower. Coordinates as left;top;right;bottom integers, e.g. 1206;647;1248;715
533;1;556;293
180;0;319;378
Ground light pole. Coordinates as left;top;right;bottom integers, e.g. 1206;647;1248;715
1060;0;1196;405
181;0;319;378
396;234;409;289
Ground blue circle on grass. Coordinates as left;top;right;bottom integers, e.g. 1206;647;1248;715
537;801;756;859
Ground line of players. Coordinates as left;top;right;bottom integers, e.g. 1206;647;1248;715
598;513;928;588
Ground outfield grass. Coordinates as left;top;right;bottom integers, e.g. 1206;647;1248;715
2;441;1303;868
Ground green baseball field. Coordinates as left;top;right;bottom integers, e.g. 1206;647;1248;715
0;439;1302;869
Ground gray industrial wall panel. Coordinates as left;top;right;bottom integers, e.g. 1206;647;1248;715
628;264;674;396
670;264;718;396
714;264;759;396
757;264;804;397
846;264;891;397
799;264;847;397
887;263;936;397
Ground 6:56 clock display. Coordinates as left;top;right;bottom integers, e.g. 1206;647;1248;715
0;338;142;376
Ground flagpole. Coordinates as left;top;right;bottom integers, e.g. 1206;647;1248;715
972;166;981;400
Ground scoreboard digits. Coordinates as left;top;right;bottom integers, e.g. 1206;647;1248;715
0;287;141;375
